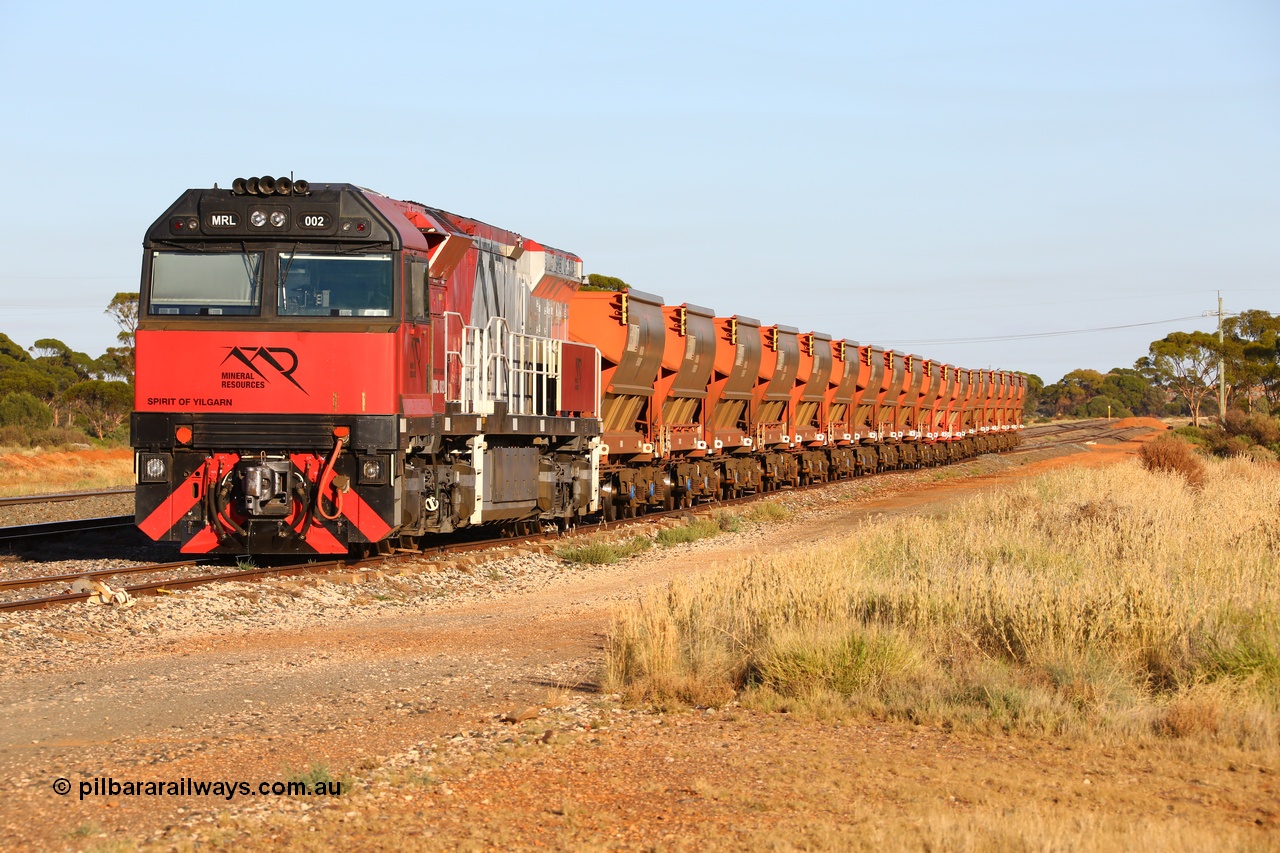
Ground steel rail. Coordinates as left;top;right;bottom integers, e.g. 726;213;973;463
0;559;203;592
0;488;135;508
0;559;362;612
0;515;136;545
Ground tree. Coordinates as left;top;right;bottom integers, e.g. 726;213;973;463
105;292;139;344
30;338;94;381
62;380;132;439
1016;372;1043;416
1040;369;1105;417
1097;368;1165;416
0;333;33;370
1141;331;1220;427
1074;395;1132;420
1222;309;1280;412
580;274;630;293
93;348;134;383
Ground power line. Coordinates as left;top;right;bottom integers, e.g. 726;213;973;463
881;315;1206;347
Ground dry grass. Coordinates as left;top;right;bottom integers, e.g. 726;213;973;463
606;457;1280;747
0;447;134;497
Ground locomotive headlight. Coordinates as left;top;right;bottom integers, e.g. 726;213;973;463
138;453;169;483
359;457;387;484
269;210;287;227
249;210;267;227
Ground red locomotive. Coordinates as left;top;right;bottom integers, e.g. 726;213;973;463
131;177;1024;555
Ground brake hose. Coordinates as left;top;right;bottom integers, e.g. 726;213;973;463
315;436;348;521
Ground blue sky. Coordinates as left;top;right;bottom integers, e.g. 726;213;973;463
0;1;1276;383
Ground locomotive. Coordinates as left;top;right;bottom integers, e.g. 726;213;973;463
130;177;1025;556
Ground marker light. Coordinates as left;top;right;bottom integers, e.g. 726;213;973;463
174;425;193;445
250;210;267;227
269;211;287;227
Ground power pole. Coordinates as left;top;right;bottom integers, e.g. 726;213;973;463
1217;291;1226;421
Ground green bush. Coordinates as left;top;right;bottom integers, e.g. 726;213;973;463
0;392;53;430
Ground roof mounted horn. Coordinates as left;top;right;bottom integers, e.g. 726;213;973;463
231;175;310;196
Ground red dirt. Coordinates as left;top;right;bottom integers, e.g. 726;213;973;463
1112;416;1171;431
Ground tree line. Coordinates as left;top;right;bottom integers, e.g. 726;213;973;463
0;293;137;445
1;291;1276;455
1019;308;1280;458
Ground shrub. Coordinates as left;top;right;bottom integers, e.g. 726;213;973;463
1223;409;1249;436
1138;434;1205;485
29;426;94;448
1173;425;1209;447
1224;435;1254;456
0;424;29;448
1242;414;1280;447
0;392;53;430
1248;445;1278;464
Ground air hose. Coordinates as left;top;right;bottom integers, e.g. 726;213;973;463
315;436;349;521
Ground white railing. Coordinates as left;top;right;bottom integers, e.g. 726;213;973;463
444;312;564;418
509;332;561;416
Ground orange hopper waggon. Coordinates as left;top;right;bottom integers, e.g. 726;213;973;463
131;177;1026;554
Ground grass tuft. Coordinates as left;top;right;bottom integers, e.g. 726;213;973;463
745;502;791;523
656;518;721;547
556;536;651;565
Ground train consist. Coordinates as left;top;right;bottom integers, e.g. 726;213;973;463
131;178;1026;555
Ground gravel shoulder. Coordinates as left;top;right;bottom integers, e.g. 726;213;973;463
5;439;1268;851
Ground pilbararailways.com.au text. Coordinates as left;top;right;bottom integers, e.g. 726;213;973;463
53;776;344;801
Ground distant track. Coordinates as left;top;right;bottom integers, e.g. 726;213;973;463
0;488;134;509
0;515;136;547
1011;419;1159;454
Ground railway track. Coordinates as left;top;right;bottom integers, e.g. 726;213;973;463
0;515;136;547
1012;419;1160;453
1;428;1159;613
0;487;134;509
